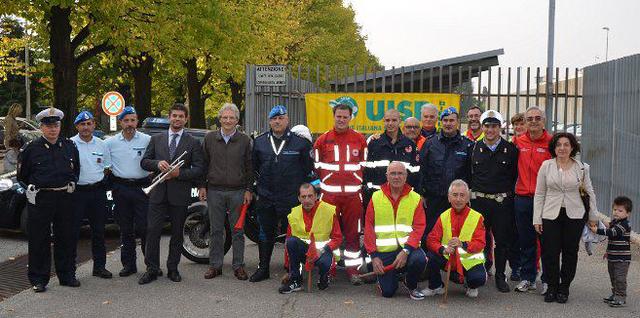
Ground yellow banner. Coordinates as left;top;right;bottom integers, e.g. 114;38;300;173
304;93;460;134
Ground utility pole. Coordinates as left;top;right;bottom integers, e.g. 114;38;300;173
24;32;31;119
545;0;555;130
603;26;610;62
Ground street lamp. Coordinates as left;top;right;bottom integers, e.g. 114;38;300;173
24;27;32;119
602;26;610;62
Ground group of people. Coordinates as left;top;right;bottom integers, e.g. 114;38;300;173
15;99;632;307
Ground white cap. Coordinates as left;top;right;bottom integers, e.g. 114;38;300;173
480;110;504;126
291;125;312;143
35;107;64;124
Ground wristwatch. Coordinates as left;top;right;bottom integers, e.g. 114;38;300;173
402;248;410;255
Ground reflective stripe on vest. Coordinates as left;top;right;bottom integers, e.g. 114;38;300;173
372;189;421;252
440;208;485;270
288;201;339;260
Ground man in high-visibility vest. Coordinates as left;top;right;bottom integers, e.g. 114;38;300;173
278;183;342;294
364;161;427;300
424;179;487;298
313;101;368;285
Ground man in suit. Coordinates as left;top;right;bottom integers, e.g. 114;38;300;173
138;103;205;284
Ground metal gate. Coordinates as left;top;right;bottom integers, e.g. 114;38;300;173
582;54;640;231
245;52;583;138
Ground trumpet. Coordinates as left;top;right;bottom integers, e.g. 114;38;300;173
143;151;187;195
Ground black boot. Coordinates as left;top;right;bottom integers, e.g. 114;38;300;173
250;242;273;282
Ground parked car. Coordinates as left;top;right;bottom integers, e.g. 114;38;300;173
0;117;41;149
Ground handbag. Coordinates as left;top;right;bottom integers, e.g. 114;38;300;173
578;166;591;217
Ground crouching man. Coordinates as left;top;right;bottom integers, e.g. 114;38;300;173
364;161;427;300
423;179;487;298
278;183;342;293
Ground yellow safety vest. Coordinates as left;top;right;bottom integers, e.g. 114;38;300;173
372;189;421;253
440;208;485;270
288;201;338;258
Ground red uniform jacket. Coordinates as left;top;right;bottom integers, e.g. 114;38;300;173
286;201;343;251
513;130;552;196
364;183;426;256
313;128;367;196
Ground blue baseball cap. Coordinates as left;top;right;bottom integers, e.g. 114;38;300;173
268;105;287;119
439;107;458;120
74;110;94;125
117;106;137;120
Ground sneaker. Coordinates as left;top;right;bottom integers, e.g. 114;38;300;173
465;288;479;298
409;288;426;300
609;299;626;308
421;285;445;297
539;282;548;295
278;280;302;294
515;280;535;292
603;294;615;303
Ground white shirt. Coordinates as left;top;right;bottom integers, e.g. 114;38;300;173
71;134;111;185
168;128;184;149
105;130;151;179
221;128;236;144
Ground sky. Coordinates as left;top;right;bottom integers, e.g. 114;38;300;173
344;0;640;69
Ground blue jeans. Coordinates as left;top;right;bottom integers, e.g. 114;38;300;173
375;249;427;298
514;195;539;282
286;237;332;282
426;251;486;289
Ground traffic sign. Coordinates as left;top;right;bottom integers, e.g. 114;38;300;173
101;91;125;116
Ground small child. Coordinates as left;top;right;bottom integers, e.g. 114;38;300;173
589;196;633;308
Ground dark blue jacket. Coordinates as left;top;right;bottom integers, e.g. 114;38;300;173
252;129;313;210
364;132;420;190
419;131;473;197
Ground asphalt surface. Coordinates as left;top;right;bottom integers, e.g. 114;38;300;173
0;230;28;263
0;234;638;318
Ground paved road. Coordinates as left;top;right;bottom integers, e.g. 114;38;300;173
0;236;638;318
0;230;28;263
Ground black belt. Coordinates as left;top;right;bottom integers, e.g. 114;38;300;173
76;180;106;191
112;176;150;187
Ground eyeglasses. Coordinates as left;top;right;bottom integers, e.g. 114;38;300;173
404;125;420;129
526;116;543;122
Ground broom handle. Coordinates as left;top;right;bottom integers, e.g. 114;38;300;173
442;252;453;304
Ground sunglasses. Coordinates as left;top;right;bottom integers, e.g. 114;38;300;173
404;125;420;129
526;116;543;122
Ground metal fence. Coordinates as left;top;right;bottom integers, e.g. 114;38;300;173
244;64;583;137
582;54;640;232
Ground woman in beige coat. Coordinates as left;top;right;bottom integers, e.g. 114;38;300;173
533;132;598;304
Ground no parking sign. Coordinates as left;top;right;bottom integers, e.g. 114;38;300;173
101;91;125;131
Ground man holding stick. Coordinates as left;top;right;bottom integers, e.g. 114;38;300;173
424;179;486;298
364;161;427;300
278;183;342;293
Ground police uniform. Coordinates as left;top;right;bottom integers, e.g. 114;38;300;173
469;110;519;292
363;132;420;208
17;108;80;292
104;106;151;276
419;107;473;235
250;105;314;282
70;111;112;278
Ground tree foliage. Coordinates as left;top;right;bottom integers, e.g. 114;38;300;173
1;0;379;132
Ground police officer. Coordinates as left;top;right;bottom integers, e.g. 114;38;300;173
105;106;152;277
364;109;420;208
469;110;519;293
71;111;112;279
17;108;80;292
249;105;313;282
419;107;473;235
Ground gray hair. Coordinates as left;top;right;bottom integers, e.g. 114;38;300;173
218;103;240;120
448;179;470;195
525;105;545;117
421;103;438;115
384;108;401;117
